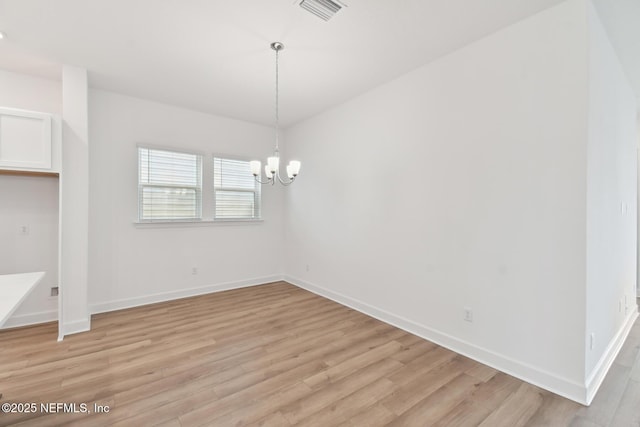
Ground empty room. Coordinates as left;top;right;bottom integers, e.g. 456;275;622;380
1;0;639;425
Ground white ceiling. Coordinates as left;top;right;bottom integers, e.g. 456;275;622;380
0;0;638;127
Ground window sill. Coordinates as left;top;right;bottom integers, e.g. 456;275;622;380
133;219;263;228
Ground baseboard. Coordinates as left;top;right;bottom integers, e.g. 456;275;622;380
0;309;57;330
89;275;284;315
285;275;588;405
585;305;639;404
60;318;91;338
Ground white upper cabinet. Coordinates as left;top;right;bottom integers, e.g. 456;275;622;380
0;107;53;171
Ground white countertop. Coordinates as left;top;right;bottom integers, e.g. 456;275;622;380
0;272;45;328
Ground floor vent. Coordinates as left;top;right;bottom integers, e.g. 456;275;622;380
299;0;344;21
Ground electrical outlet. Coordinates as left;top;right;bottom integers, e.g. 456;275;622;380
191;267;198;275
464;307;473;322
50;287;59;297
306;264;310;272
19;225;29;235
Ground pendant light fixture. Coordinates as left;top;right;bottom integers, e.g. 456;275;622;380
250;42;301;186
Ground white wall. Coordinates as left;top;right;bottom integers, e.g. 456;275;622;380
0;69;61;328
284;0;590;402
0;69;61;114
585;0;638;401
88;90;284;312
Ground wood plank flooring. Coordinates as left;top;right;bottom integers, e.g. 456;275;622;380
0;282;638;426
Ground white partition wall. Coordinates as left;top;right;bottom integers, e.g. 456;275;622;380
60;65;90;338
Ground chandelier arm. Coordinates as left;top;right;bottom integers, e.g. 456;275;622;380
276;170;295;186
277;177;295;186
254;176;274;185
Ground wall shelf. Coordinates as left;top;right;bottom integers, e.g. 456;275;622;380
0;169;59;178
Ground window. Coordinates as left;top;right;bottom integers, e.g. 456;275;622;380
213;157;261;220
138;147;202;221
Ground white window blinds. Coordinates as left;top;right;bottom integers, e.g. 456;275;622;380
214;157;261;220
138;147;202;221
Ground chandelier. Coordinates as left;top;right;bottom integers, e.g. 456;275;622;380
250;42;301;185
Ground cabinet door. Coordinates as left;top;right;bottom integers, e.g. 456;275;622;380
0;107;52;170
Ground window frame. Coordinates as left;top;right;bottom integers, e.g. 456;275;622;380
137;145;204;222
212;155;262;221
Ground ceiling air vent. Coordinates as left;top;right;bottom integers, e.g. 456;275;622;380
299;0;345;21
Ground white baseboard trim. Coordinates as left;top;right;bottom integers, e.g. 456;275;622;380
285;275;588;405
89;275;284;315
585;305;639;405
59;318;91;338
0;310;57;330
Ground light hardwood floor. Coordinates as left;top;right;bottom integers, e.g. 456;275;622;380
0;282;638;426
